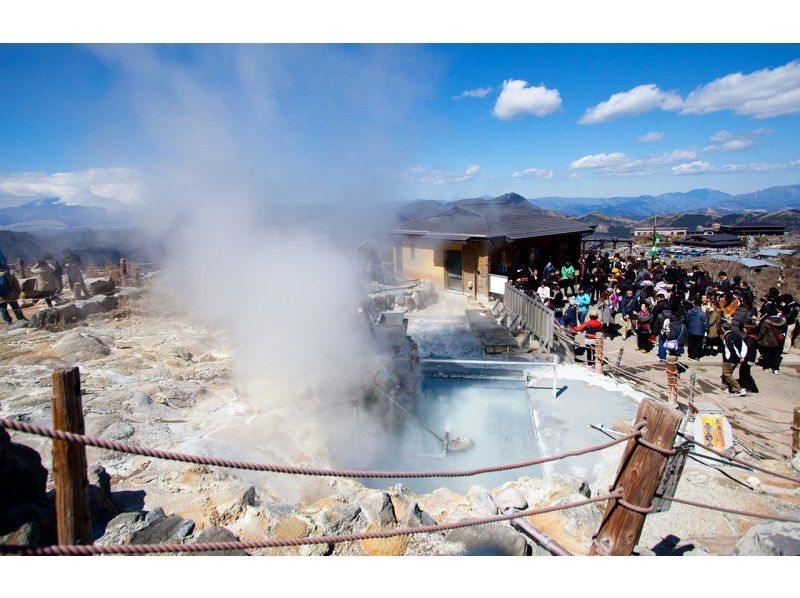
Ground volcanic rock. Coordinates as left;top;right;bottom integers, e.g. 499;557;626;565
54;302;84;324
468;486;498;515
184;526;246;556
495;488;528;511
733;521;800;556
48;330;112;361
0;428;48;507
129;512;195;545
75;294;118;316
445;523;532;556
28;307;61;330
85;276;116;296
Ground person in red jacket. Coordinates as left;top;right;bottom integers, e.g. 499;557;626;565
571;310;604;368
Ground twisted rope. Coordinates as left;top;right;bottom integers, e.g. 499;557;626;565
0;417;643;479
0;492;620;556
659;496;800;523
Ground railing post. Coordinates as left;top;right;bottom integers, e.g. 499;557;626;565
52;367;93;547
688;372;697;402
666;355;678;406
132;266;141;286
793;407;800;457
594;332;604;374
590;398;682;556
614;347;624;370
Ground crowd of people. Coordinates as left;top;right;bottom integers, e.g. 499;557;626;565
509;249;798;396
0;249;87;325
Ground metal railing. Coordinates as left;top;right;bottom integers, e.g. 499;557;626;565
503;282;554;350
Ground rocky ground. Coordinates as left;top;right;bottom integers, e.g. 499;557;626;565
1;281;800;555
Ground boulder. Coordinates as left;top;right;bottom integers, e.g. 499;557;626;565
75;294;118;316
495;488;528;511
399;502;436;528
359;522;409;556
48;330;111;361
184;526;246;556
100;421;135;441
359;491;397;527
115;287;144;300
54;302;84;324
0;428;47;508
129;513;195;545
468;486;498;515
445;523;532;556
28;307;61;330
314;502;362;535
273;517;309;540
733;521;800;556
85;277;116;296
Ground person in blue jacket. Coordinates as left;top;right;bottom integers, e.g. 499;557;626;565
574;286;591;323
686;297;709;360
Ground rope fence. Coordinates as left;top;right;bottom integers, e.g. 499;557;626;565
0;417;643;479
0;492;620;556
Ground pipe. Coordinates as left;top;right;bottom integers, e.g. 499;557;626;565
368;380;446;445
506;508;572;556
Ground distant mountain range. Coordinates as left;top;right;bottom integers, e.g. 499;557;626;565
0;197;135;231
401;184;800;221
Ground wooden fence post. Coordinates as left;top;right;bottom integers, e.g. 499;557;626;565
589;398;683;556
793;407;800;457
132;266;141;287
594;332;604;374
666;355;678;406
614;347;624;370
119;258;127;277
52;367;93;546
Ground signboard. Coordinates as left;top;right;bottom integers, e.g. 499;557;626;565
489;274;508;296
691;411;733;457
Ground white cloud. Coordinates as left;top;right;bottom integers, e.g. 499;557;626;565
682;60;800;119
569;152;633;170
579;84;682;124
453;86;493;100
511;167;556;180
492;79;562;120
0;167;144;207
720;158;800;173
704;127;773;152
638;131;665;142
647;149;698;165
407;164;481;185
671;160;715;175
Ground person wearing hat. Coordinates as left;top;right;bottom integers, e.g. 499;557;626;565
560;297;578;328
720;322;747;396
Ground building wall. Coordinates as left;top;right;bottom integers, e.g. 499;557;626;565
396;237;489;296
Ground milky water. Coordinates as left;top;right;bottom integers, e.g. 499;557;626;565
339;368;641;495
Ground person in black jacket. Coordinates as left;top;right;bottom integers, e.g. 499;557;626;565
720;323;747;396
738;322;759;393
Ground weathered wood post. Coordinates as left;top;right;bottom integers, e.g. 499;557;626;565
16;258;26;278
52;367;93;546
614;347;624;370
688;372;697;402
589;398;682;556
793;407;800;457
119;258;127;277
594;331;604;374
132;266;141;287
666;355;678;406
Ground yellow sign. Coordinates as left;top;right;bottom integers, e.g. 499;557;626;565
700;415;726;451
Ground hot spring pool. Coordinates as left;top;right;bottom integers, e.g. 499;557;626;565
333;364;642;495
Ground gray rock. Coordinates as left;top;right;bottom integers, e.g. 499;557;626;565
495;488;528;511
129;514;195;545
400;502;437;528
85;276;116;296
314;503;362;535
184;526;246;556
445;523;532;556
0;427;47;507
75;294;118;316
49;330;111;361
5;320;29;331
87;465;120;539
28;307;61;330
106;511;146;530
733;521;800;556
0;501;54;547
360;491;397;527
0;522;45;547
263;502;295;518
144;507;167;526
100;421;135;441
54;302;84;323
468;486;498;515
115;287;144;300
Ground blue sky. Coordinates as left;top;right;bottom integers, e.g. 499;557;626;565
1;44;799;206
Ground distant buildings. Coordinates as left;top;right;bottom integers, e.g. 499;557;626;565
673;233;743;248
632;227;687;238
718;222;786;236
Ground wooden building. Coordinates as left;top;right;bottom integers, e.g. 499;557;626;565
391;201;593;297
673;233;742;248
